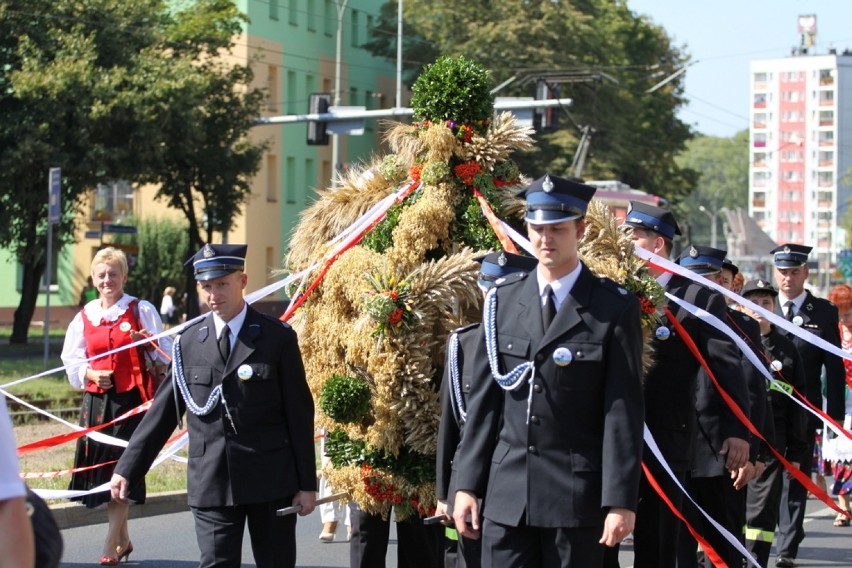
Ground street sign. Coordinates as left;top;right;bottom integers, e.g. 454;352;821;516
839;249;852;278
48;168;61;225
103;224;138;234
326;106;366;136
106;243;139;254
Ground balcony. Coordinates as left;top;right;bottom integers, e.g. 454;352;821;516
753;161;767;168
752;199;766;208
818;200;833;208
753;140;767;148
819;160;834;167
819;98;835;107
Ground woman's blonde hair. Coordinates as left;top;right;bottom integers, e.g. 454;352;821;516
163;286;176;296
90;247;128;276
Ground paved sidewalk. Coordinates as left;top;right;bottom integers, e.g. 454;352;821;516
50;490;188;530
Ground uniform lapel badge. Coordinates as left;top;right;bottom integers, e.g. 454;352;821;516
552;347;573;366
237;364;254;381
792;315;804;327
770;360;783;372
655;325;671;341
542;175;554;193
119;322;132;333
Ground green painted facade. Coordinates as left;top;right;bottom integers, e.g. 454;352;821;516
241;0;399;257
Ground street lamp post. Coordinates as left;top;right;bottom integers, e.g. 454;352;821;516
331;0;349;182
698;204;718;249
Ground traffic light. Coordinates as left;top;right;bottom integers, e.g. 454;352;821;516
534;80;558;133
307;93;332;146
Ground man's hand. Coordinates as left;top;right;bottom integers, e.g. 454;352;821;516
753;460;766;479
719;437;749;470
110;474;129;503
599;507;635;547
435;500;452;526
730;461;755;490
292;491;316;516
452;490;480;540
787;461;801;480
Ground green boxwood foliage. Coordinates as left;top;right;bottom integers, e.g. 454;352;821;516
319;374;372;424
410;55;495;125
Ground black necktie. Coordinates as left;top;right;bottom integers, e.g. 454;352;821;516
218;327;231;363
542;285;556;333
784;300;795;322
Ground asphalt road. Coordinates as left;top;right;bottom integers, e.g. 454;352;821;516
58;498;852;567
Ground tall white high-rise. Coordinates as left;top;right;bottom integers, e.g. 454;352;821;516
748;50;852;271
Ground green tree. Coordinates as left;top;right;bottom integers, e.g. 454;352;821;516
0;0;264;341
367;0;696;200
674;130;750;247
113;217;190;312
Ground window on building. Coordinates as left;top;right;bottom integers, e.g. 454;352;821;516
266;247;276;282
818;131;835;146
754;72;767;84
818;172;834;187
753;171;769;187
818;150;834;165
820;69;834;85
753;113;767;128
819;90;835;106
307;0;316;30
267;65;279;112
267;154;278;202
286;157;297;204
754;93;766;108
324;0;334;35
270;0;279;20
367;14;374;42
349;86;358;106
92;181;134;223
305;158;315;203
350;9;359;46
753;133;767;148
753;152;767;166
286;70;297;114
289;0;298;25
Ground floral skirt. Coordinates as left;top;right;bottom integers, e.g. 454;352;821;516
68;389;146;508
832;461;852;496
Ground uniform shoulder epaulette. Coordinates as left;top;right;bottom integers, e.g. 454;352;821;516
728;306;755;323
493;271;528;288
596;275;632;300
452;322;481;336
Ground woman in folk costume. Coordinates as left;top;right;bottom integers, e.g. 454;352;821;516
824;284;852;526
60;247;171;565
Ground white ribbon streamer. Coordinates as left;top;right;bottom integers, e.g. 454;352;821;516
643;426;763;568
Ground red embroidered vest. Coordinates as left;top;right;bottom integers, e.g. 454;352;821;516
81;299;148;398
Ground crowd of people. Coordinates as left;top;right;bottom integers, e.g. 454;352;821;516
8;173;843;568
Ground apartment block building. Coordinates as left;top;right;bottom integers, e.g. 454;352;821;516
748;52;852;272
0;0;399;312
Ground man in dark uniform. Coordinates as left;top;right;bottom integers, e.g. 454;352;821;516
674;249;768;568
771;244;845;568
623;203;750;568
110;244;317;568
739;279;807;567
452;174;645;567
435;251;537;568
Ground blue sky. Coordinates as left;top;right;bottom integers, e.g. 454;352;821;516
627;0;852;138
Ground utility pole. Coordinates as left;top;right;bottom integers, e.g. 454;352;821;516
396;0;403;109
332;0;349;183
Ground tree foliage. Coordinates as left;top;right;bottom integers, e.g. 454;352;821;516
673;130;750;246
365;0;697;200
112;217;190;311
0;0;264;341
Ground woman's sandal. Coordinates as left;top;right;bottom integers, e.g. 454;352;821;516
834;512;850;527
